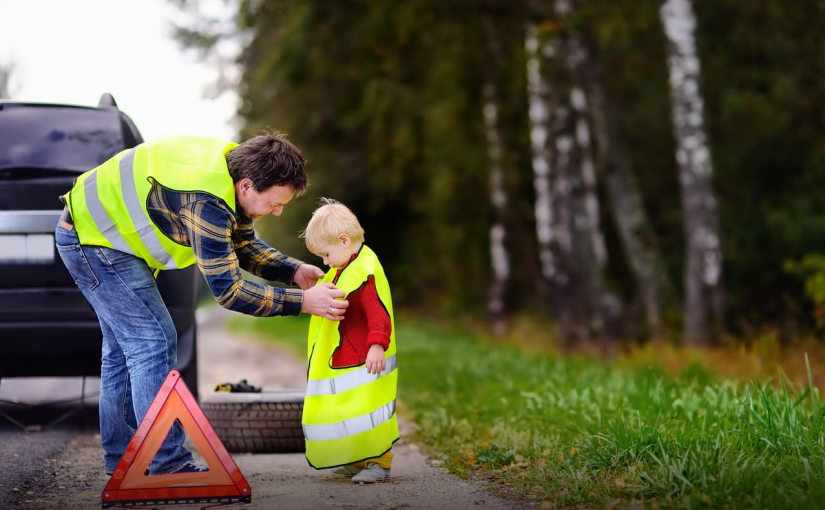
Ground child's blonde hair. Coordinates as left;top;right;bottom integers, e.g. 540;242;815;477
301;198;365;254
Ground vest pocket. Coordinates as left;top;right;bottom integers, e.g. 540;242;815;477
56;243;100;291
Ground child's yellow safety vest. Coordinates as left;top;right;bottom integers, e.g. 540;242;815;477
303;245;399;468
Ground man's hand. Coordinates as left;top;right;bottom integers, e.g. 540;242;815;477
365;344;386;375
301;283;349;321
294;264;325;290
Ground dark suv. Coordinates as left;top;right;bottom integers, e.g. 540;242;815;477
0;94;199;396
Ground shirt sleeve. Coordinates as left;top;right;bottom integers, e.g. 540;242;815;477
361;275;392;350
179;199;303;317
233;214;303;285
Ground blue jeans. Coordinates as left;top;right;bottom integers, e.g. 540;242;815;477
55;225;194;475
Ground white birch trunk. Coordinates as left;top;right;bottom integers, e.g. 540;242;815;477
661;0;724;346
528;18;615;350
525;24;559;285
570;87;608;269
526;23;583;348
483;82;511;336
562;0;669;341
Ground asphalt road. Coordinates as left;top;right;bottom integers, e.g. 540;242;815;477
0;307;524;510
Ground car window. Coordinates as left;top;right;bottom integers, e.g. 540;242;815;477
0;105;126;173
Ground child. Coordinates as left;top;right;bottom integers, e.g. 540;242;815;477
300;198;398;484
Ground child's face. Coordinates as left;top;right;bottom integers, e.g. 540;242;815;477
313;234;354;269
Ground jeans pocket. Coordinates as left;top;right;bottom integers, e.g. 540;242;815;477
95;247;156;290
56;243;100;291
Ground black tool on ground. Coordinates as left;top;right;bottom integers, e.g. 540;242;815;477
214;379;262;393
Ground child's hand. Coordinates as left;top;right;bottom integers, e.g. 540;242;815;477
366;344;386;375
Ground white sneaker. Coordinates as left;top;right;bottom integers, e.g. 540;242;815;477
352;463;391;484
331;464;362;477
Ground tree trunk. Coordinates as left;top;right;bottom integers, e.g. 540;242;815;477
526;18;618;352
554;90;619;353
483;81;511;336
525;23;581;349
563;0;669;343
569;86;624;352
660;0;724;346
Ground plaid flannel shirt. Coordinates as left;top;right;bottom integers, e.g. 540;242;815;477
146;183;304;316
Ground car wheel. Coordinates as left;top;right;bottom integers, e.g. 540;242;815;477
200;391;305;454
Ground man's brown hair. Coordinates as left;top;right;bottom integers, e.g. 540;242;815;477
226;132;308;195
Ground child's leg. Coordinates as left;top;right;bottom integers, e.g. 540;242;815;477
353;450;393;469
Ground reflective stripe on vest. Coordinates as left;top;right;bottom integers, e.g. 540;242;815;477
82;168;132;254
303;400;396;441
118;149;176;268
66;137;238;270
82;149;177;268
306;354;398;396
303;245;398;469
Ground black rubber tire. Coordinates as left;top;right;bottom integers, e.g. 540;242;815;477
200;391;305;454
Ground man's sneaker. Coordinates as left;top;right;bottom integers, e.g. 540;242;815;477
171;461;209;474
148;461;209;476
352;463;391;484
331;464;362;477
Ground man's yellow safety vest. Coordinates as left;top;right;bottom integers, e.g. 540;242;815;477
303;245;399;469
65;136;238;270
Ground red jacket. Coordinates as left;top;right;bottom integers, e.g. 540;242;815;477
330;255;392;368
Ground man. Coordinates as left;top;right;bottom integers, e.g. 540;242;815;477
55;133;348;476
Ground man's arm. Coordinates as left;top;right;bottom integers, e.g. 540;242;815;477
233;215;303;285
180;200;303;317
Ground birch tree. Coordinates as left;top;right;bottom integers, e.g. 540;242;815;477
660;0;724;346
526;17;618;352
483;83;511;336
561;1;670;342
525;23;581;347
555;0;623;351
481;18;513;336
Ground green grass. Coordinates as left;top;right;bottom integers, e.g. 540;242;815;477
229;313;825;509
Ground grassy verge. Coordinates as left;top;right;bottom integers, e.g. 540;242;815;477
229;313;825;509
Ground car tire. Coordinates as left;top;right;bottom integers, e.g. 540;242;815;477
200;391;305;454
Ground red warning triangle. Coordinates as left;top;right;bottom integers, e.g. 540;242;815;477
101;370;251;507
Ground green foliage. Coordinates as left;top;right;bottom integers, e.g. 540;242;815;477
176;0;825;329
474;443;517;469
785;254;825;329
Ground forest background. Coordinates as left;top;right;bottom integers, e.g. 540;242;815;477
174;0;825;361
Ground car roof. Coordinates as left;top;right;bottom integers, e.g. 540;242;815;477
0;96;143;172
